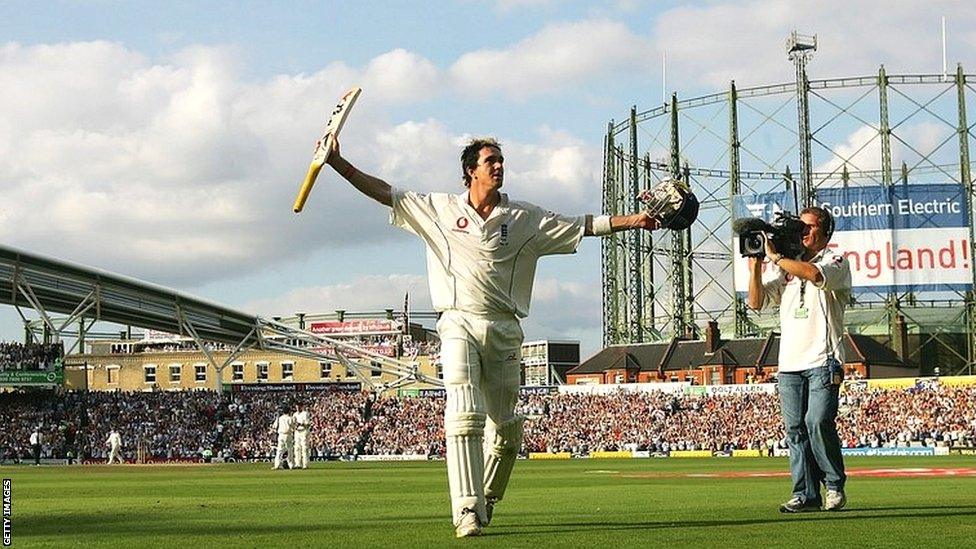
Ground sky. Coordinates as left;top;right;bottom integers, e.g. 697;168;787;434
1;1;975;359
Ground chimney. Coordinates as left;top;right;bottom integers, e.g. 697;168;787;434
705;320;721;354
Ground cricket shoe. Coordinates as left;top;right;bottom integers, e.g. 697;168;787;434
824;490;847;511
779;496;822;513
455;508;483;538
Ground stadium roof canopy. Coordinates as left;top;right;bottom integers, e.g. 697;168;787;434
0;244;439;390
0;244;260;346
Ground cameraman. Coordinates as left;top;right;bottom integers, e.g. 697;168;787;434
747;206;851;513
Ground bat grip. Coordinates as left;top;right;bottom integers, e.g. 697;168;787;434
293;163;324;213
292;137;336;213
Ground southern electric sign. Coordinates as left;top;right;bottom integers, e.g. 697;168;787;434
733;184;971;294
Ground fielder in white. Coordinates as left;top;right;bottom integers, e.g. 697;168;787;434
292;404;311;469
271;410;295;469
106;429;123;464
327;137;658;537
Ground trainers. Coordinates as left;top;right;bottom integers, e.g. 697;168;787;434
779;496;821;513
455;509;483;538
485;498;497;526
824;489;847;511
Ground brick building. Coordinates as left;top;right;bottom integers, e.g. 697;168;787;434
567;321;916;385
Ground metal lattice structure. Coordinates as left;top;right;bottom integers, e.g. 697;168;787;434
603;36;976;375
0;244;441;390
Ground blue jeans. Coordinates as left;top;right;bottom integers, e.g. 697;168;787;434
778;360;847;503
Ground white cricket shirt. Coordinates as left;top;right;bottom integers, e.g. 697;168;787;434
391;189;585;318
761;249;852;372
274;414;294;435
293;411;310;431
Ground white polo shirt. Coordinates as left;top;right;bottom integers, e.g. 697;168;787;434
390;189;585;318
761;249;852;372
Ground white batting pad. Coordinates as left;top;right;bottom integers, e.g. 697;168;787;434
483;415;524;502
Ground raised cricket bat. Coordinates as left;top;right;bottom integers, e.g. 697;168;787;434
292;86;362;213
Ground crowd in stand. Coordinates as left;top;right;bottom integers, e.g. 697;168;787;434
519;391;785;454
105;335;440;361
0;342;63;372
2;383;974;463
364;395;445;456
130;341;234;354
837;383;976;449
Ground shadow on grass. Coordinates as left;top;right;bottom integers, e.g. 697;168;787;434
490;507;976;536
21;506;976;539
17;511;447;538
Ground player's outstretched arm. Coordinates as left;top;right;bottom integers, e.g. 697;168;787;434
584;212;659;236
327;139;392;207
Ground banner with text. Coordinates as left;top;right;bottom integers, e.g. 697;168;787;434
309;320;400;336
0;358;64;387
733;184;971;294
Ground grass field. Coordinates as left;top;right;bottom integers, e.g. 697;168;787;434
5;456;976;548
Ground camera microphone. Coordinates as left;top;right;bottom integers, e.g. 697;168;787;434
731;217;773;235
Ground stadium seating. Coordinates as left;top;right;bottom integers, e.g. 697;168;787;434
1;383;973;463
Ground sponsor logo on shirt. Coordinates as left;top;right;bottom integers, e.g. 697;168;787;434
500;223;509;245
453;217;470;234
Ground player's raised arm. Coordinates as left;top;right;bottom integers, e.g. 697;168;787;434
584;178;698;236
584;212;659;236
327;139;392;207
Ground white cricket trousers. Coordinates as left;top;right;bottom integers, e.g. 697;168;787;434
437;310;523;526
274;434;291;469
108;446;123;464
294;430;309;468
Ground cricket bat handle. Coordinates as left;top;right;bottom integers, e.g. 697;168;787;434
292;135;335;213
293;162;323;213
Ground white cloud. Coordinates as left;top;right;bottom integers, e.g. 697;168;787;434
815;122;958;176
502;126;601;211
815;125;883;174
374;119;464;192
450;19;652;99
521;275;603;347
362;49;441;103
0;41;452;286
241;274;430;318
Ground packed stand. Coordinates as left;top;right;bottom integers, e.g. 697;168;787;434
1;383;974;463
0;341;64;371
519;391;783;454
361;395;446;456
